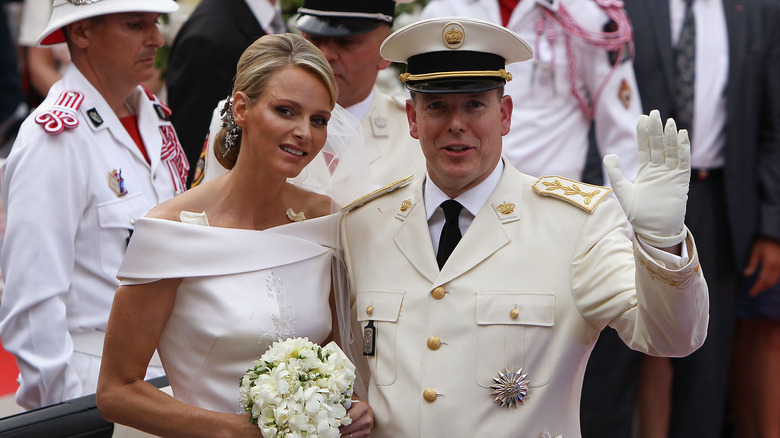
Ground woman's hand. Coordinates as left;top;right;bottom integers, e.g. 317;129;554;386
339;397;374;438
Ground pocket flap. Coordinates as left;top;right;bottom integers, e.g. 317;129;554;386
356;290;405;322
476;292;555;326
97;193;152;229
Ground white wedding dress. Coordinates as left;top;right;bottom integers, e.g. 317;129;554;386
116;212;338;414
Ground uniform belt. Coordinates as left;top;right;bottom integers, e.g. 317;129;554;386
71;330;162;367
691;168;723;181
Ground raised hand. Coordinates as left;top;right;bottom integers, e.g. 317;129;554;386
603;109;690;248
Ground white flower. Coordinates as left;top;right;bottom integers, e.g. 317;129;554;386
240;337;356;438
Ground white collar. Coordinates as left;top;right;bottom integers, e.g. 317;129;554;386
424;158;504;220
344;88;375;127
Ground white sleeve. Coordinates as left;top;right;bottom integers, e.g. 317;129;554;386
572;201;708;357
637;234;691;269
0;129;89;409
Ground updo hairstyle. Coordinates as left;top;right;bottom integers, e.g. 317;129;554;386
215;33;338;169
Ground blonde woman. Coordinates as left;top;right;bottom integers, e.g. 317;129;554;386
96;34;373;437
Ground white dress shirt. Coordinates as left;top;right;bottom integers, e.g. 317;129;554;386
425;160;505;256
670;0;728;169
345;89;375;130
246;0;285;35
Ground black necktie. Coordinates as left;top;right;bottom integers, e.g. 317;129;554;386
437;200;463;269
674;0;695;137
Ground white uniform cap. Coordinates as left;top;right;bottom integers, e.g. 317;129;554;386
380;16;533;93
38;0;179;46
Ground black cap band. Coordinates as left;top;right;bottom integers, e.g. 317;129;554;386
407;51;506;76
295;0;396;37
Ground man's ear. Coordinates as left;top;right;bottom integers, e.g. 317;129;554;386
405;98;419;140
376;25;393;71
232;92;249;128
65;19;91;49
500;94;513;136
377;57;392;71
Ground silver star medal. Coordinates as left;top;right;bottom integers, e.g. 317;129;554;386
490;368;530;408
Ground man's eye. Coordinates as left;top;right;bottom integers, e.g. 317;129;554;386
338;39;358;49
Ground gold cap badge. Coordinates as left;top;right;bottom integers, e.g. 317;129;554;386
442;22;465;49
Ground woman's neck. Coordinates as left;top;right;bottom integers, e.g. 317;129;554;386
213;165;292;230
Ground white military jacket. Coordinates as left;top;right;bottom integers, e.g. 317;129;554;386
358;87;425;187
341;160;708;438
421;0;642;181
0;64;187;409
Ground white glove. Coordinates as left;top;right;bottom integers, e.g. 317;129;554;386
603;110;690;248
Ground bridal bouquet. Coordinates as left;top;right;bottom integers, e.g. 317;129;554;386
240;337;356;438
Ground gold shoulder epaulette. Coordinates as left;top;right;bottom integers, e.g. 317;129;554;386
342;175;414;213
532;175;612;213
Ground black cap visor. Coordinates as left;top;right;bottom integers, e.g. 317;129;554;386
295;14;382;37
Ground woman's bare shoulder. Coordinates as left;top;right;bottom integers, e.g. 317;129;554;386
146;183;216;222
309;191;338;218
289;185;337;219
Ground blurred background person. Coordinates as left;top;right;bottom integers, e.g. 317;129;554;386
0;0;188;411
582;0;780;437
294;0;425;186
731;281;780;438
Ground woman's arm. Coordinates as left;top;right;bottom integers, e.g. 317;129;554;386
97;279;261;438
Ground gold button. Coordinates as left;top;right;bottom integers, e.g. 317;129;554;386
423;388;438;402
366;305;373;316
427;336;442;350
510;308;520;319
431;286;446;300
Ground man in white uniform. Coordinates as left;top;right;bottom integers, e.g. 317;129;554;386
0;0;187;410
294;0;425;187
420;0;642;183
340;17;708;437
